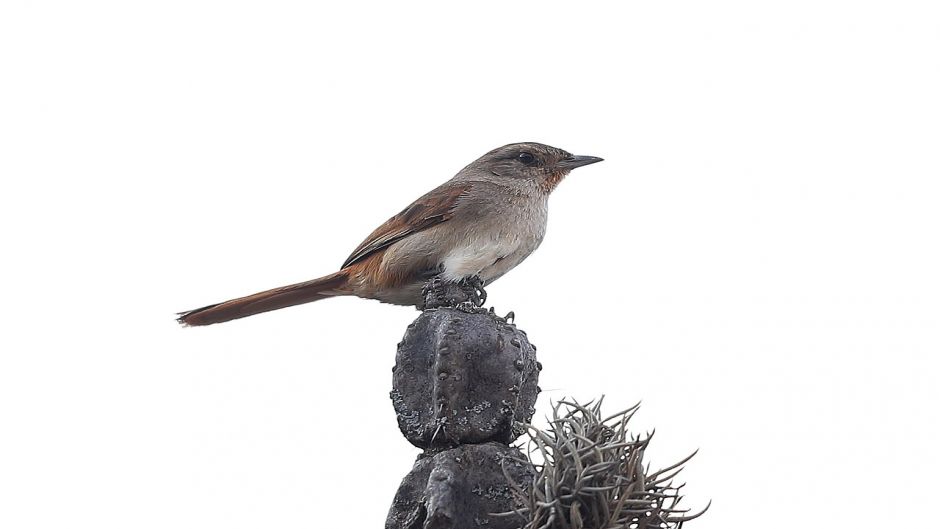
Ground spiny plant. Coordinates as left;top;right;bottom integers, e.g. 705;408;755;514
498;398;708;529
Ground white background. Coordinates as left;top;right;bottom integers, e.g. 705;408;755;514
1;1;938;528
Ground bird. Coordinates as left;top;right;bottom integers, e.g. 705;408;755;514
177;142;603;326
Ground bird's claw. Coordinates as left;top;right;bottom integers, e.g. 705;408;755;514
460;276;487;307
420;275;488;310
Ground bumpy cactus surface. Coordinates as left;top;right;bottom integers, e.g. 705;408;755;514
391;307;540;448
386;442;533;529
386;280;705;529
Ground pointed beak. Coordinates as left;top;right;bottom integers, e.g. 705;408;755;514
558;154;604;170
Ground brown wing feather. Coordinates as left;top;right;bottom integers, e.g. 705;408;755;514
341;182;473;269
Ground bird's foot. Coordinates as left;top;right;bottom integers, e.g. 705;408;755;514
420;275;488;311
460;275;487;307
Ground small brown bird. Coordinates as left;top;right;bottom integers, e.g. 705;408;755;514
178;142;602;326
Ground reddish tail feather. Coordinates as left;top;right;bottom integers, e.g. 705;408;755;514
177;270;350;326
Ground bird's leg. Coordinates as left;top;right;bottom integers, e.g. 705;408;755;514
459;275;487;307
420;275;472;309
420;274;488;310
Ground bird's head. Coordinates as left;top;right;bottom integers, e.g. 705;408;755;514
465;142;603;193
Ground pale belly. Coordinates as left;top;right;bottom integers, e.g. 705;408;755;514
439;214;547;284
440;238;534;284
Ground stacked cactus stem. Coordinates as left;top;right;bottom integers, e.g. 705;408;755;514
386;280;706;529
386;281;540;529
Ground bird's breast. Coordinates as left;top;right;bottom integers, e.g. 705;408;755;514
439;196;548;283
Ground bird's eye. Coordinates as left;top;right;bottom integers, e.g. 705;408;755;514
518;152;536;166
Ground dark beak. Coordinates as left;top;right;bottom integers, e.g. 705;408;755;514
558;155;604;170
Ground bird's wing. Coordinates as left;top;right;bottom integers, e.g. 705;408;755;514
341;182;474;269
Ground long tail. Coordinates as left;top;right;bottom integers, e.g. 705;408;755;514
177;270;351;326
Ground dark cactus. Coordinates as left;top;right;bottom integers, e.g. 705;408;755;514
386;281;705;529
386;442;533;529
391;307;540;449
